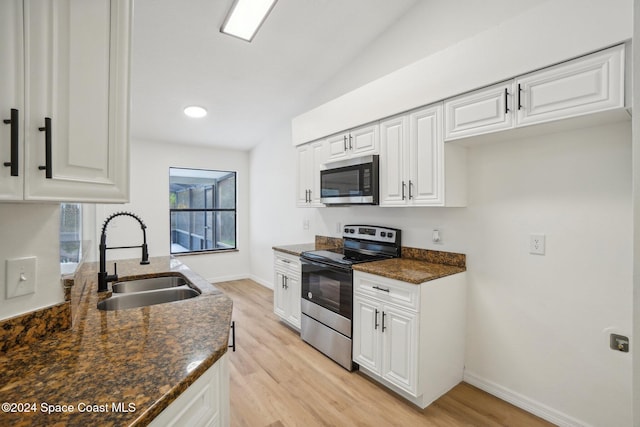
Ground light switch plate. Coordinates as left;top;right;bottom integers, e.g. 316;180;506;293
6;257;37;299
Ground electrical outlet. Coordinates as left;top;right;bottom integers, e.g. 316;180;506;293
432;229;442;244
529;234;545;255
610;334;629;352
6;257;37;299
303;219;310;230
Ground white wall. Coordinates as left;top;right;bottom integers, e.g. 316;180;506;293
0;204;63;320
249;0;634;425
96;138;250;283
292;0;633;145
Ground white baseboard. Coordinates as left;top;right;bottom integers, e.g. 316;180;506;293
248;274;272;289
207;274;249;283
463;371;592;427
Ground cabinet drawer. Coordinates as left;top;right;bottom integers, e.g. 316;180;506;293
354;272;419;311
274;252;301;274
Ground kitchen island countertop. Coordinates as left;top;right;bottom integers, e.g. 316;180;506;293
0;256;232;427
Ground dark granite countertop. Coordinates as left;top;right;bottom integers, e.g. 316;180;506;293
353;258;466;284
272;243;316;256
273;236;466;285
0;257;232;427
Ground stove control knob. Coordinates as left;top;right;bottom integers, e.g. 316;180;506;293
387;232;394;239
344;228;348;233
381;232;386;237
349;228;355;233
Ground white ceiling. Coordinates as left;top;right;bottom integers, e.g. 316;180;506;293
130;0;419;151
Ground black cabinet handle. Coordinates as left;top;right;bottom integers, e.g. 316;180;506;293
504;88;510;115
343;135;347;151
38;117;52;178
229;321;236;352
374;309;379;330
408;180;413;200
517;84;523;110
307;189;311;203
348;134;353;150
382;311;387;332
401;181;406;200
3;108;19;176
373;285;390;293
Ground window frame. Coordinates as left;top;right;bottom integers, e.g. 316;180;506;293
169;167;238;255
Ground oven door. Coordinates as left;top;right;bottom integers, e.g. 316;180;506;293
301;258;352;320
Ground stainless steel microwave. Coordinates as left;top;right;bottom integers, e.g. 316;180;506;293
320;155;379;205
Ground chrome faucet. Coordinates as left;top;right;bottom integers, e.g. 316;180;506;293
98;211;150;292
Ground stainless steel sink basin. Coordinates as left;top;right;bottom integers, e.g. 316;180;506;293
112;276;188;293
98;286;200;311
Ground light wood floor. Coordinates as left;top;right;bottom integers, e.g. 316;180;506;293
216;279;555;427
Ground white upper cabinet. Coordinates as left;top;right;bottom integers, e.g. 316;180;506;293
515;44;625;127
0;0;25;200
444;44;625;142
444;81;515;141
326;123;379;162
0;0;131;203
296;139;324;207
380;104;466;207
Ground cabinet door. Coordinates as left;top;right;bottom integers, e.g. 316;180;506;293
516;44;624;127
444;81;514;141
379;115;407;206
24;0;131;202
308;141;325;206
352;295;381;374
381;305;418;395
296;144;312;206
285;275;301;329
273;270;287;320
408;105;443;206
0;0;24;200
349;124;378;157
326;133;349;162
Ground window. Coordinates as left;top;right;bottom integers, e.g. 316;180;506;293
170;167;237;254
60;203;82;273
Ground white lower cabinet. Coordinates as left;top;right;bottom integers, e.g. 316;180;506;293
273;251;301;329
353;271;466;408
149;353;229;427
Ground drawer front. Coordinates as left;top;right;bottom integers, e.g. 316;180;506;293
274;252;301;275
354;272;419;311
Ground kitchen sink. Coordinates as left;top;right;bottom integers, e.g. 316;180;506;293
112;276;188;293
97;285;200;311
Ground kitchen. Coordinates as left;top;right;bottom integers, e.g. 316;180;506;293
0;0;638;426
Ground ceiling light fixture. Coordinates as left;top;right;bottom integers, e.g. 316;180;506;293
220;0;278;42
184;106;207;118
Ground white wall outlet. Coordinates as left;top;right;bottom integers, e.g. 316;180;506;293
529;234;546;255
303;219;310;230
432;229;443;244
6;257;37;299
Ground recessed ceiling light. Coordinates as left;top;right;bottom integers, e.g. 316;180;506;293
220;0;278;42
184;106;207;118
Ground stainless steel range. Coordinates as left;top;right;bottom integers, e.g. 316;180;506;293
300;225;401;370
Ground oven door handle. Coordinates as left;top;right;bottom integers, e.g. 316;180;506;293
301;258;351;273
